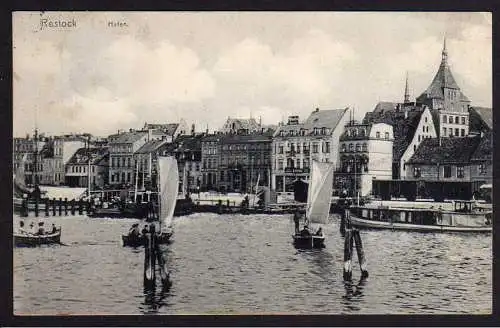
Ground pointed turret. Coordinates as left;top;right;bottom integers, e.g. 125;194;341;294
441;36;448;66
404;71;410;104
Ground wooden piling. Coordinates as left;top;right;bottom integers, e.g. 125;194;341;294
64;198;68;215
52;198;56;216
144;232;156;286
218;199;222;214
353;229;369;279
71;199;75;215
78;200;83;215
21;199;28;217
343;228;354;281
58;198;62;216
45;198;49;216
34;197;39;217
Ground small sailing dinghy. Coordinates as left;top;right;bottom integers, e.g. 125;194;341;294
122;156;179;247
292;160;334;249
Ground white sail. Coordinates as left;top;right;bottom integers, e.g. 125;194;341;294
157;156;179;233
306;161;335;224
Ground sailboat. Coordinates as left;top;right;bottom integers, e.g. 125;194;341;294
292;160;334;249
122;156;179;247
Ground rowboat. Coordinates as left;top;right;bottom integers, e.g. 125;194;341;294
14;229;61;247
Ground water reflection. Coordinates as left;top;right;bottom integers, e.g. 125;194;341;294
341;277;367;312
142;278;172;314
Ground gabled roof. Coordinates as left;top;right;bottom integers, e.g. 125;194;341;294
363;108;424;161
302;108;348;131
407;136;480;165
469;106;492;132
109;131;147;144
222;117;260;132
67;147;109;165
173;134;204;152
135;139;168;154
144;123;179;136
471;132;492;162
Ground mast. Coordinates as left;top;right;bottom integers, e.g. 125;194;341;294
87;135;91;198
134;157;139;202
33;128;38;186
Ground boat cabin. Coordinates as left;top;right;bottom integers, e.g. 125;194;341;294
350;206;438;225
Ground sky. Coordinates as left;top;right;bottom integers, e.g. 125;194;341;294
13;12;492;137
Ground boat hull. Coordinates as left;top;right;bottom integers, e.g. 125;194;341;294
122;232;173;247
349;215;492;233
14;230;61;247
292;234;325;249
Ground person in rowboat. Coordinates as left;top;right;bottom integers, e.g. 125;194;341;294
293;208;301;234
128;223;140;238
18;221;29;235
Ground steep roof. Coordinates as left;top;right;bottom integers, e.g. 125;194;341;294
222;117;260;132
373;101;399;114
302;108;348;131
109;131;147;144
407;136;480;165
471;132;492;162
144;123;179;136
135;139;168;154
364;108;424;161
67;147;109;165
174;134;204;152
469;106;492;132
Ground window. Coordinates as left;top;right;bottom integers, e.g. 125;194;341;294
385;132;389;139
414;145;416;151
443;127;447;136
455;116;459;124
341;144;346;152
127;172;131;182
413;167;421;178
296;159;300;168
355;144;360;152
418;135;421;142
455;128;459;137
312;143;319;153
479;163;487;175
278;159;284;170
444;165;451;178
303;158;309;168
457;166;464;178
362;143;367;151
461;117;466;124
376;131;380;138
279;145;284;154
324;142;330;153
449;129;453;137
111;174;114;182
449;116;453;124
290;143;295;152
349;143;354;151
220;171;224;182
425;117;428;123
461;129;465;137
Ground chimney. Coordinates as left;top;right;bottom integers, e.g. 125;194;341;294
191;124;195;135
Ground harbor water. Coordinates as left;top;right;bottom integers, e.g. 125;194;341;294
14;213;492;315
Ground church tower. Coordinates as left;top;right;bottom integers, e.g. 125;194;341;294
416;37;470;138
404;71;410;104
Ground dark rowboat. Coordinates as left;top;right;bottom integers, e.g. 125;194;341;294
122;231;173;247
14;230;61;247
292;233;325;249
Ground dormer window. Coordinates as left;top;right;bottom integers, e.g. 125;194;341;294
376;132;380;139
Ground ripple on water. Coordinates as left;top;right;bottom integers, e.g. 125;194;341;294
13;213;492;315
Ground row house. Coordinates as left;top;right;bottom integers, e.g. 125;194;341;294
404;135;483;199
365;104;438;180
272;108;349;193
470;131;492;186
65;147;109;189
171;134;204;194
133;139;171;190
142;119;188;142
218;131;273;193
469;106;492;135
13;133;47;185
108;130;149;187
200;134;221;191
50;135;88;185
336;121;393;197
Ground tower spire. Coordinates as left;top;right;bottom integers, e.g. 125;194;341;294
441;35;448;66
404;71;410;104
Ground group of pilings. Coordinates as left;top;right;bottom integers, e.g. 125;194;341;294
143;229;170;289
341;209;369;281
19;198;91;217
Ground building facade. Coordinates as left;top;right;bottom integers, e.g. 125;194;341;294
219;132;273;193
200;134;221;191
219;117;261;134
336;121;393;197
271;108;349;193
108;130;149;187
171;134;204;194
134;139;171;190
65;147;109;189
